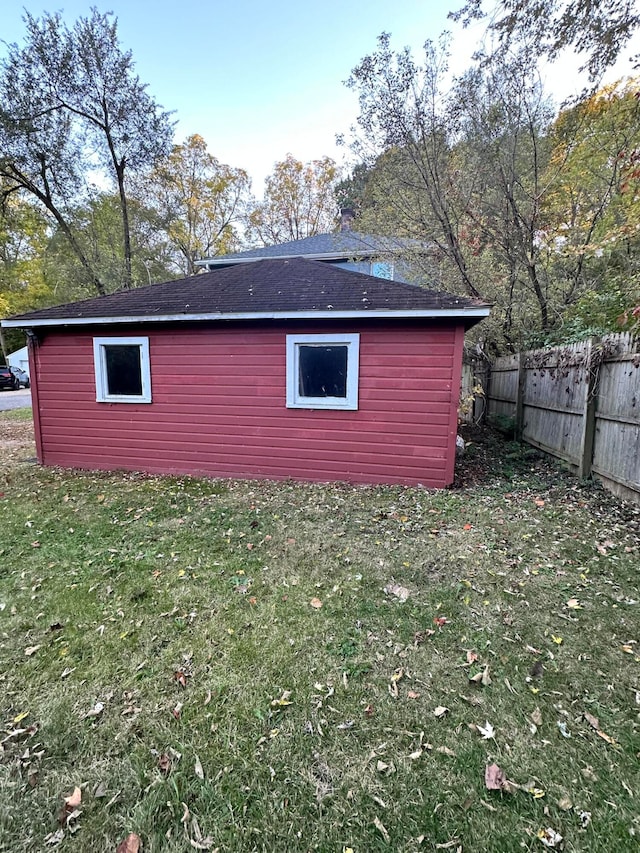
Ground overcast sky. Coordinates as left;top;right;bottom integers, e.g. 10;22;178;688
2;1;638;193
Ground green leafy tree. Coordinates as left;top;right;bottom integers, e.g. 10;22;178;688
451;0;640;80
247;155;339;245
0;9;174;295
42;192;176;303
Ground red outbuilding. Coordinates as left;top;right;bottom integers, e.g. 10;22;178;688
3;258;489;487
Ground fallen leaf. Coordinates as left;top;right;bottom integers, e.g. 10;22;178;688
595;728;617;746
534;498;545;507
485;763;511;792
557;795;573;811
436;841;460;850
157;753;172;774
579;811;592;828
537;827;563;848
310;597;323;609
433;616;449;627
436;746;456;757
557;721;571;738
84;701;104;719
551;635;563;645
271;690;293;708
58;786;82;828
194;755;204;780
364;703;375;717
566;598;582;610
116;834;142;853
463;523;472;530
466;650;479;664
584;711;599;730
528;787;546;799
470;665;491;686
531;707;543;726
93;781;108;798
407;690;420;699
373;816;390;843
64;787;82;810
384;583;410;602
25;645;41;657
434;706;449;718
476;721;495;740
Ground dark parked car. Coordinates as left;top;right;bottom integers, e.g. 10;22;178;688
0;365;19;391
9;366;30;388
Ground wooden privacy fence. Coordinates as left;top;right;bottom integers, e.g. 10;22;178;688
486;333;640;503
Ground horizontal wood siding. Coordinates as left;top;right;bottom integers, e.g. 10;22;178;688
33;321;462;487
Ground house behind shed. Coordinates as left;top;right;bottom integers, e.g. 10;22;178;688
2;258;489;487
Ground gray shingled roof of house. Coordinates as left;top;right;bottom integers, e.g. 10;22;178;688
197;231;429;266
3;257;489;328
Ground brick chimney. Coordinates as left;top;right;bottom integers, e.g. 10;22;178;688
340;208;355;232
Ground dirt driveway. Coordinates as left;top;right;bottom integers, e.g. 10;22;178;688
0;416;35;468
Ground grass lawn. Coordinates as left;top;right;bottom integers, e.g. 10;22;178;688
0;410;638;852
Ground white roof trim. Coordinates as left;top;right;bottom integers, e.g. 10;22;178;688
195;251;378;267
2;307;490;329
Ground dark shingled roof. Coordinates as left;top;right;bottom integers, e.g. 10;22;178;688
197;231;429;266
5;257;489;327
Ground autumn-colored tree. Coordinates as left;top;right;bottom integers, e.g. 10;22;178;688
0;186;51;356
247;155;339;245
143;135;251;275
538;79;640;336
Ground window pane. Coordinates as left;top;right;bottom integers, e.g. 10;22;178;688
105;345;142;396
298;345;348;398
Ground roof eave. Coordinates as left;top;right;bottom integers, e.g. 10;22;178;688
196;251;381;267
2;307;491;329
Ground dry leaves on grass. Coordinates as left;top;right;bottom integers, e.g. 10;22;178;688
484;763;514;793
116;834;142;853
384;582;410;602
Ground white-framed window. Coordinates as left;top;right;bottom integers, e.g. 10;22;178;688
371;261;394;280
286;333;359;410
93;336;152;403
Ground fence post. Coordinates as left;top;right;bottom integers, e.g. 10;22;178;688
578;338;598;479
515;352;526;439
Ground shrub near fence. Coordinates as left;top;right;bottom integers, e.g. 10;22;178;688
486;333;640;504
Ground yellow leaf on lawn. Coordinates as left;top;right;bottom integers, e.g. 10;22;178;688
310;597;323;609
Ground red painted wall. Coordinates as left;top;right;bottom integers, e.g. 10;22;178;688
30;320;464;487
